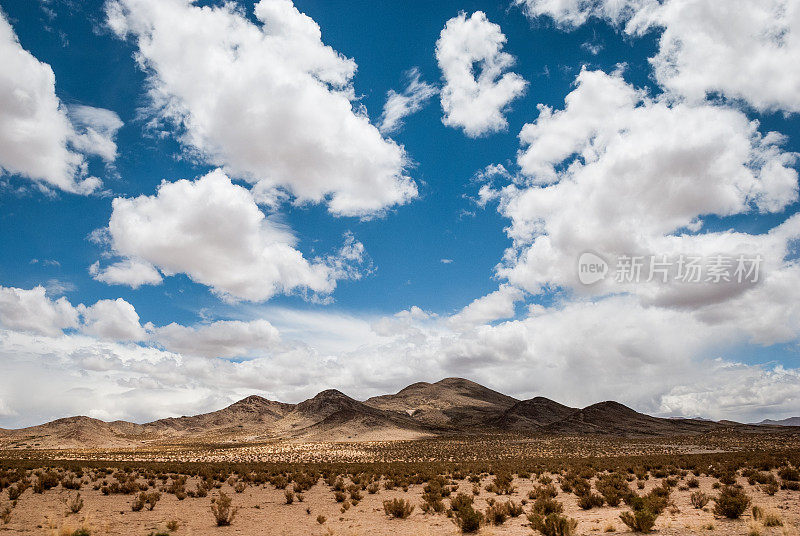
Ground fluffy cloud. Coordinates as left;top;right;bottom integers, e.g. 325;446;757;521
89;258;163;288
436;11;527;137
517;0;800;113
490;69;798;307
67;105;124;162
0;285;147;341
0;12;120;193
379;68;438;133
154;319;280;358
106;0;416;216
92;169;364;302
0;285;79;336
449;284;525;327
514;0;654;28
645;0;800;112
80;298;147;341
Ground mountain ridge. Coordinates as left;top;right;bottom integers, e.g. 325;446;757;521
0;378;791;449
755;416;800;427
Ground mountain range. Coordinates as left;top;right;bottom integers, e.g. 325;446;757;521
0;378;794;449
755;416;800;427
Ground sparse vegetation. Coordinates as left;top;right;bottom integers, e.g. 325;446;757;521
0;438;795;534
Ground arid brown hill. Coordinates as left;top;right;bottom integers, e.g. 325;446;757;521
493;397;577;430
145;395;293;437
268;389;430;441
542;401;734;436
364;377;518;428
0;378;784;449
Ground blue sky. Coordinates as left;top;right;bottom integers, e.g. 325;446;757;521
0;0;654;321
1;0;800;426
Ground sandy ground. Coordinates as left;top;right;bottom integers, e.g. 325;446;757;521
2;473;798;536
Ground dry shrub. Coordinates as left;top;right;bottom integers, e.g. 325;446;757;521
132;491;160;512
577;492;604;509
64;492;84;514
713;486;750;519
383;498;414;519
596;472;632;506
34;471;59;493
529;513;578;536
690;491;710;509
1;504;11;524
8;481;29;501
530;495;563;517
210;491;237;526
761;510;783;527
449;493;482;533
618;488;666;533
619;509;658;533
761;482;778;495
778;467;799;482
484;501;507;525
485;472;515;495
530;484;558;500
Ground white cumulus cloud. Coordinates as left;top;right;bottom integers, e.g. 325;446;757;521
106;0;416;217
0;11;121;194
80;298;147;341
436;11;527;137
0;285;80;337
90;258;163;288
517;0;800;113
92;169;365;302
490;69;798;308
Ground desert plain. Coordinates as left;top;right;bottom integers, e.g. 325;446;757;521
0;379;798;536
